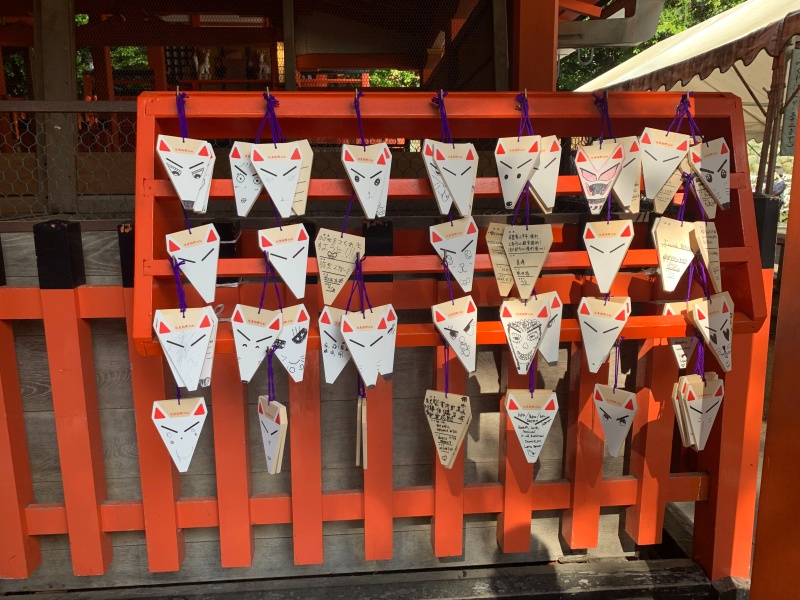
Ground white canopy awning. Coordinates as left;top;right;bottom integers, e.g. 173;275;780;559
577;0;800;142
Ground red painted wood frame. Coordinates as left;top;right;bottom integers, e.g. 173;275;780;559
0;91;765;582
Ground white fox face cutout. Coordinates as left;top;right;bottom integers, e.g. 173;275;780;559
432;296;478;374
152;397;208;473
258;398;287;475
584;220;634;294
691;221;722;294
430;217;478;293
662;302;697;369
315;228;365;305
578;296;629;373
682;375;724;451
166;223;220;304
157;135;213;207
672;383;690;448
229;141;263;217
529;136;562;213
486;223;514;297
192;143;215;215
251;141;305;219
495;136;541;209
537;291;563;367
342;143;391;219
654;217;694;293
502;224;553;299
154;307;216;392
690;138;730;210
376;146;392;217
259;224;309;299
576;142;624;213
424;389;471;469
593;384;636;457
433;142;478;216
608;136;641;212
500;298;550;375
273;304;309;382
231;304;282;383
693;292;733;372
506;390;558;464
422;140;454;215
341;307;389;388
379;305;398;379
640;128;690;200
319;306;352;385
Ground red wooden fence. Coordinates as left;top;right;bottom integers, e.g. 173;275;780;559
0;91;767;584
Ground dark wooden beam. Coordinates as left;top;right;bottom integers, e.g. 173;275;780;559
559;0;602;18
296;53;421;72
74;19;277;47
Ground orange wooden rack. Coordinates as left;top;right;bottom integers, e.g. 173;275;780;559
0;92;767;584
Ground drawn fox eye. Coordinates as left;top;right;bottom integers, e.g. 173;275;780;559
373;178;381;187
720;169;727;179
235;173;245;183
291;328;308;344
616;415;629;426
599;164;619;181
192;168;204;179
253;176;261;185
580;168;598;182
169;166;182;176
706;173;713;184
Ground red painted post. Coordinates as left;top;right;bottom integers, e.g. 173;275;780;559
0;320;41;578
289;351;324;564
561;343;608;549
363;376;394;560
42;289;112;574
212;349;254;567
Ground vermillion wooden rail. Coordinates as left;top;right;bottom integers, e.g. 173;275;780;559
0;92;766;584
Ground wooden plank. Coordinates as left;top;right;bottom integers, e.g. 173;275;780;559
289;351;324;564
41;289;112;574
561;342;608;550
363;376;394;560
496;356;534;553
625;341;677;545
124;289;184;572
211;350;254;567
513;0;558;91
0;319;41;577
431;345;467;557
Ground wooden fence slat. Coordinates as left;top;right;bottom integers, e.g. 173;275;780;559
211;350;254;567
561;342;609;550
124;289;184;572
497;356;534;553
626;341;677;545
289;351;324;565
431;345;467;557
363;376;394;560
0;320;41;578
41;289;112;575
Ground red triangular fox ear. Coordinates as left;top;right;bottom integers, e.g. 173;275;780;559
537;306;548;318
378;318;387;330
297;228;308;242
320;311;331;325
641;133;651;144
199;315;212;328
544;399;556;411
377;154;386;165
550;140;559;152
434;310;446;323
231;146;241;159
269;317;281;330
252;148;263;161
154;406;166;419
615;309;626;321
466;149;475;160
193;402;206;416
677;140;688;152
594;389;603;402
466;221;477;235
258;402;264;414
576;149;587;163
507;398;519;410
233;310;244;323
496;143;506;155
435;149;446;161
431;231;443;243
424;142;433;156
502;306;512;318
297;309;308;322
342;320;353;333
612;146;623;160
291;147;301;160
159;321;171;334
344;149;354;162
168;239;180;252
580;302;590;315
198;145;210;157
207;228;218;243
159;139;171;152
624;399;634;410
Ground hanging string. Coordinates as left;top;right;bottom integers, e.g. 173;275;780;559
169;257;188;316
255;92;285;147
667;92;705;144
695;253;712;300
431;90;454;147
677;172;706;224
528;359;537;397
258;251;283;314
354;90;367;150
592;91;616;148
265;346;277;403
692;330;706;383
175;386;181;405
515;90;534;140
344;253;373;316
440;337;451;397
357;376;367;400
441;255;456;305
176;90;189;141
613;336;625;392
341;192;356;236
512;184;532;228
685;258;697;304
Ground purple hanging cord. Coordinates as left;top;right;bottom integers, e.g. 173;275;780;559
341;192;356;237
440;337;451;397
354;90;367;150
441;256;456;305
592;91;616;148
175;386;181;405
255;92;285;147
515;91;534;141
357;376;366;400
265;346;277;403
685;258;696;304
529;359;537;396
512;184;532;228
169;256;188;316
695;253;712;300
176;91;189;141
677;172;706;223
606;193;613;223
692;329;706;382
344;253;372;316
259;251;283;314
431;90;454;147
613;336;625;392
667;93;705;144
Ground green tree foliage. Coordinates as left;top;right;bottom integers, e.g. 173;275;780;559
558;0;749;91
369;69;420;88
